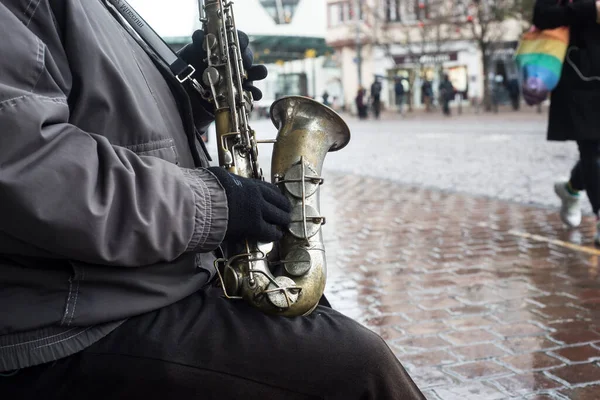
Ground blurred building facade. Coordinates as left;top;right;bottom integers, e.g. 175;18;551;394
130;0;340;112
235;0;344;110
326;0;524;111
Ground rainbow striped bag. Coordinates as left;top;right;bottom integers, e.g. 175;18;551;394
515;25;570;105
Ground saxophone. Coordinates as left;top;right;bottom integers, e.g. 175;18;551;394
200;0;350;316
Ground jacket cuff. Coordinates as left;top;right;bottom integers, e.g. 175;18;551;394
181;168;228;252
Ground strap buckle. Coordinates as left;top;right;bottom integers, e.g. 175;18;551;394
176;65;196;83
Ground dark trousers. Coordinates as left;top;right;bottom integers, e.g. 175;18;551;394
442;100;451;116
372;98;381;119
0;286;424;400
570;140;600;215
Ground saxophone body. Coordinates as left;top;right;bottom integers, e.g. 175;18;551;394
200;0;350;316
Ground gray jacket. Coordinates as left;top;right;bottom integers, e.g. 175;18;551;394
0;0;228;371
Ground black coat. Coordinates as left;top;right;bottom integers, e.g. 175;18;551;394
534;0;600;141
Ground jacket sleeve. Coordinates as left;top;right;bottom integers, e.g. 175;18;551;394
0;4;227;267
533;0;598;29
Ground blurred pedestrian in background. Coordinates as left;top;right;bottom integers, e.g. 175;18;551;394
322;90;330;107
355;87;368;119
422;79;434;112
395;77;405;115
533;0;600;244
370;77;383;119
439;74;455;116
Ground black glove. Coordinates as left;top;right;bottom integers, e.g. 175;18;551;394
207;167;291;243
179;30;268;101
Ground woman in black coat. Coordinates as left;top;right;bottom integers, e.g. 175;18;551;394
534;0;600;242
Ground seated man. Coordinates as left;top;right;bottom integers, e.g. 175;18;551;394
0;1;424;398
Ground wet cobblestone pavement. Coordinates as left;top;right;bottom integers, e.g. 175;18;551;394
321;172;600;400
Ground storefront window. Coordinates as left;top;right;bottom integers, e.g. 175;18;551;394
402;0;418;22
259;0;300;25
384;0;401;22
415;0;429;20
328;1;363;26
328;3;342;26
446;66;468;95
276;73;308;98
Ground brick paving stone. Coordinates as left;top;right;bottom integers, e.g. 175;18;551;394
401;350;459;370
550;329;600;345
527;294;579;307
502;331;559;348
451;343;509;361
491;372;562;395
446;315;496;329
409;367;458;390
419;297;464;310
393;336;453;354
499;352;564;372
447;306;490;316
431;383;507;400
559;384;600;400
441;329;500;346
368;302;420;315
445;361;513;380
492;322;551;339
405;309;452;322
577;289;600;302
532;305;590;321
454;286;506;306
491;298;538;312
416;279;459;290
493;309;543;324
549;320;599;333
550;344;600;363
547;363;600;386
402;321;453;336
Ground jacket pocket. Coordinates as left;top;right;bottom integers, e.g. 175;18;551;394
124;138;180;165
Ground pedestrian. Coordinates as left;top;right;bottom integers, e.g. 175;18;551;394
0;1;425;399
422;79;434;112
322;90;330;106
439;74;455;116
355;87;368;119
533;0;600;244
395;77;406;115
370;77;383;119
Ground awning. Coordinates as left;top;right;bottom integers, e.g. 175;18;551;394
250;35;333;64
163;35;333;64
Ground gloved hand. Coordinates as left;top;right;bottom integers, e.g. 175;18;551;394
207;167;291;243
179;30;268;101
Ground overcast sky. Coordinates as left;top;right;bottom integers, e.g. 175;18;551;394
127;0;326;38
